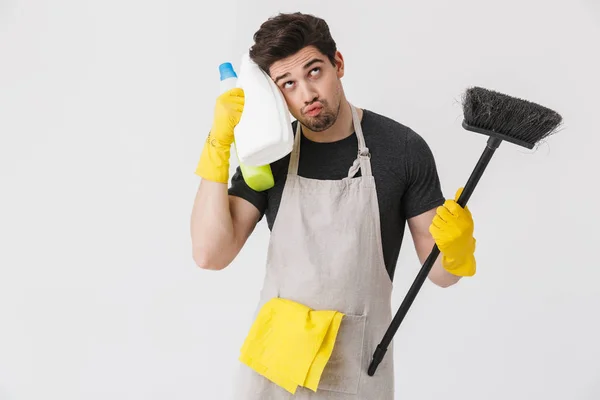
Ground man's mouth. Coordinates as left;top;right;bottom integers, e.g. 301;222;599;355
304;103;323;116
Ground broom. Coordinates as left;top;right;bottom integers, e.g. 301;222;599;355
367;86;563;376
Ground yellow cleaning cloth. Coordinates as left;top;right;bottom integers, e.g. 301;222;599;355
239;298;345;394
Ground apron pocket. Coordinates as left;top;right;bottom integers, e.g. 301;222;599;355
317;313;366;394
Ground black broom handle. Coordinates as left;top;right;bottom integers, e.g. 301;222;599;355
368;136;503;376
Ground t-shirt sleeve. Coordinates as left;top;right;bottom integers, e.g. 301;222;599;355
402;129;445;219
227;165;268;219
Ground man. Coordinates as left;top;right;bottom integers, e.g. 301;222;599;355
191;11;477;399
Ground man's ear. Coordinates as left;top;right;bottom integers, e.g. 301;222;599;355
334;51;344;78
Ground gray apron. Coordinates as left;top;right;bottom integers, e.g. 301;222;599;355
233;103;395;399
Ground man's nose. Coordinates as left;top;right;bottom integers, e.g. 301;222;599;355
300;83;318;105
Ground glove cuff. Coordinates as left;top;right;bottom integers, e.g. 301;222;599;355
442;253;476;277
439;237;476;261
194;131;231;183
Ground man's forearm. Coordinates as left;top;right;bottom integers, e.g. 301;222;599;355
190;179;236;269
428;256;462;287
413;234;462;288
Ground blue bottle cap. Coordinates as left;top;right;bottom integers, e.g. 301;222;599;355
219;62;237;80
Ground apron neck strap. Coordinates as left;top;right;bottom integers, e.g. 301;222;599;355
288;102;372;178
347;103;371;178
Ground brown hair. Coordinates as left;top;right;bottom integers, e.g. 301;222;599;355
249;12;337;75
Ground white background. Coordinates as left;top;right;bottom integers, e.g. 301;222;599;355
1;0;599;399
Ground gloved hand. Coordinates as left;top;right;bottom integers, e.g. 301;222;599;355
195;87;245;183
429;187;477;276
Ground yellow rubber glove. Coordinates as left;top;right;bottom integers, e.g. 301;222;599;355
194;87;244;183
429;187;477;276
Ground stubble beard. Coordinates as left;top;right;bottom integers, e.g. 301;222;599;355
300;98;342;132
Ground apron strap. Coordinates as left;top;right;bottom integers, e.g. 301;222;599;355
288;120;303;175
287;102;373;178
347;103;372;178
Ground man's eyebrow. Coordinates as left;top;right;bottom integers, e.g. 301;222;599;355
273;72;290;85
303;58;324;69
273;58;325;85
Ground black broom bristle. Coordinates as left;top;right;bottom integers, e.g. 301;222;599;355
462;86;563;149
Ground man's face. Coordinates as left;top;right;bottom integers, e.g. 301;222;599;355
269;46;344;132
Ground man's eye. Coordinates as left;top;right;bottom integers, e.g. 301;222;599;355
310;67;321;76
284;81;294;89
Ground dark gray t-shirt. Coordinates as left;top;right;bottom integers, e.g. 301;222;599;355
228;108;444;281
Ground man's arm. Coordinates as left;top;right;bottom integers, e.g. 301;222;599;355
190;180;261;271
190;87;262;270
408;208;462;288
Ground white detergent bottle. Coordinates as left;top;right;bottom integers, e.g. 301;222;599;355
233;53;294;167
218;62;274;191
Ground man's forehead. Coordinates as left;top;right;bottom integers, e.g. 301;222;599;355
269;47;324;78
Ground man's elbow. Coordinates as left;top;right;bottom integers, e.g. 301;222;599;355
192;248;228;271
428;273;462;288
431;278;460;288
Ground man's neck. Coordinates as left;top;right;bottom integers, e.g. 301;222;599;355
301;98;362;143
